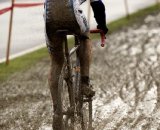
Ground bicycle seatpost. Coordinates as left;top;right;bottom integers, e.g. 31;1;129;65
90;29;106;47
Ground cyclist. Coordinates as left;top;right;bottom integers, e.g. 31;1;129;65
44;0;108;129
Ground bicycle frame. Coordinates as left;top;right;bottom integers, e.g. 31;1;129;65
56;29;105;130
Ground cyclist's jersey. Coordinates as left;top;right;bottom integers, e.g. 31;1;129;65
74;0;103;33
79;0;100;4
73;0;89;33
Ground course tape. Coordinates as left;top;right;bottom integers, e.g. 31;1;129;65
0;3;43;15
0;7;12;15
14;3;44;8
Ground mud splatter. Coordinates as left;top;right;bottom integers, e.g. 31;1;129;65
1;12;160;130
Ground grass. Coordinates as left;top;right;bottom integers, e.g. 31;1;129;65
0;48;48;82
0;4;160;82
108;3;160;33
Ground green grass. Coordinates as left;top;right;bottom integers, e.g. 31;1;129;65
108;3;160;33
0;48;48;82
0;4;160;82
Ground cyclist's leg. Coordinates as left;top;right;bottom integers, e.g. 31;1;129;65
79;34;91;78
78;33;95;97
47;34;64;129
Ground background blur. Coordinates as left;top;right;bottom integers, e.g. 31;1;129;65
0;0;158;63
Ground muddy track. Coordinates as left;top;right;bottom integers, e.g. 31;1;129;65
1;12;160;130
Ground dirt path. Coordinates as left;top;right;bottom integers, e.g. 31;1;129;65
1;12;160;130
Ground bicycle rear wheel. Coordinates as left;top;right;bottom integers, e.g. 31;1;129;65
57;64;75;130
56;35;93;130
73;57;93;130
73;36;93;130
56;36;75;130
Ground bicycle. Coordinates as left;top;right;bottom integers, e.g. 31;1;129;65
55;29;106;130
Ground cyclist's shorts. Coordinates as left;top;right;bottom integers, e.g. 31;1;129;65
44;0;89;39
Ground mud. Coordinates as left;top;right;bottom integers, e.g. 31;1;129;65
1;12;160;130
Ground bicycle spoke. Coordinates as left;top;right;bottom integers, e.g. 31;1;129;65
89;98;93;130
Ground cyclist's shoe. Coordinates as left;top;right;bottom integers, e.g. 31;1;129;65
82;84;95;97
52;114;62;130
81;76;95;97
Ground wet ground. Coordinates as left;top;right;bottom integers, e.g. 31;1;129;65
1;11;160;130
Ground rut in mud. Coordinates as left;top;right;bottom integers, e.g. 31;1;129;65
1;11;160;130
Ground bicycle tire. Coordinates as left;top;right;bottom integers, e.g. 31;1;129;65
73;37;93;130
74;57;92;130
56;35;93;130
57;64;70;130
56;36;75;130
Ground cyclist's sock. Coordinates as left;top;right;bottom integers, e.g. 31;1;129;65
81;76;90;85
53;104;57;112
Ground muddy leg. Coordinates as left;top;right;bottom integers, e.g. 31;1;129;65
78;34;92;81
47;35;64;130
78;34;94;129
78;34;95;97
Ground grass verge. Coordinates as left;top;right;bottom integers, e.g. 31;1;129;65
108;3;160;33
0;4;160;82
0;48;48;82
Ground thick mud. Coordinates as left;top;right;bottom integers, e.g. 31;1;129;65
1;12;160;130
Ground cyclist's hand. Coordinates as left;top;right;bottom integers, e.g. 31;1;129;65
97;25;109;35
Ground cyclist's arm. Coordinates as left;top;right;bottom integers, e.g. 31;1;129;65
90;0;108;34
